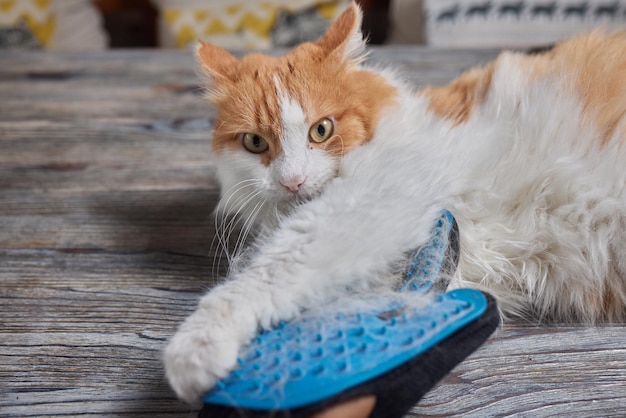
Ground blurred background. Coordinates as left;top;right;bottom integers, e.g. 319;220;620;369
1;0;625;51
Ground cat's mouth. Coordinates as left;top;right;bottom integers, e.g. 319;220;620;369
272;174;337;211
286;174;339;206
289;191;314;205
277;188;319;208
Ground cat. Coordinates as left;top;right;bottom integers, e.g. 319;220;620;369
163;2;626;404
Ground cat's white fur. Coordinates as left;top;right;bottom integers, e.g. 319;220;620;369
164;20;626;406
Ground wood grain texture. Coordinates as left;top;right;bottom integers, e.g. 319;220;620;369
1;48;625;417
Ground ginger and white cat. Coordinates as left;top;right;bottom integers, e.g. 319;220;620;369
164;3;626;404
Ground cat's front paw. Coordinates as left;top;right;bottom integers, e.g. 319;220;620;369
163;312;241;404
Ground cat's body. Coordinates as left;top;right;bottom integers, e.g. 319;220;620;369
164;3;626;403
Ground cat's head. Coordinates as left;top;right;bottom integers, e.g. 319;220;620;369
197;3;397;226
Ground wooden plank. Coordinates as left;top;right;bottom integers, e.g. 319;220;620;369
0;250;209;417
412;325;626;417
1;47;625;417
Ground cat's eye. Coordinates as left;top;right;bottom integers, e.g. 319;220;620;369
309;118;334;143
242;133;269;154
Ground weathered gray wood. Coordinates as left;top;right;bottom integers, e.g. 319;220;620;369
1;47;624;417
412;325;626;417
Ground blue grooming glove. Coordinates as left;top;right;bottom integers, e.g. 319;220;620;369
200;211;498;418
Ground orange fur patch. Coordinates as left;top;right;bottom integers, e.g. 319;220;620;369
198;3;397;166
421;64;495;125
423;30;626;145
526;30;626;146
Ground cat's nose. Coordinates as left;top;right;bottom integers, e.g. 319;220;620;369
280;175;306;193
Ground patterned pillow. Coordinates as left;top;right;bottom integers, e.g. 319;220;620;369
0;0;107;50
425;0;626;48
153;0;351;50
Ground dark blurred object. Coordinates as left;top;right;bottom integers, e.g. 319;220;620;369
272;6;331;48
357;0;390;44
525;44;556;55
94;0;157;47
0;22;42;50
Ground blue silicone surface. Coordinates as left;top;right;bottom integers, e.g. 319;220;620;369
402;210;455;294
203;211;486;410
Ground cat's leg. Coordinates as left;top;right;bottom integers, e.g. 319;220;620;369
163;178;454;403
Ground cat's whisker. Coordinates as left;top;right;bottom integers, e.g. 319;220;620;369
215;180;259;219
219;199;265;274
216;207;246;266
220;187;263;240
223;190;264;246
231;198;266;270
214;184;265;271
272;203;286;228
213;215;233;271
212;180;261;273
209;227;225;279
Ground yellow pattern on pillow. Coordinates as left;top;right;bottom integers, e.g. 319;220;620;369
156;0;348;50
0;0;55;46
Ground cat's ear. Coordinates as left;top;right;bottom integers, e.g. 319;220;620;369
316;2;366;63
196;41;239;82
